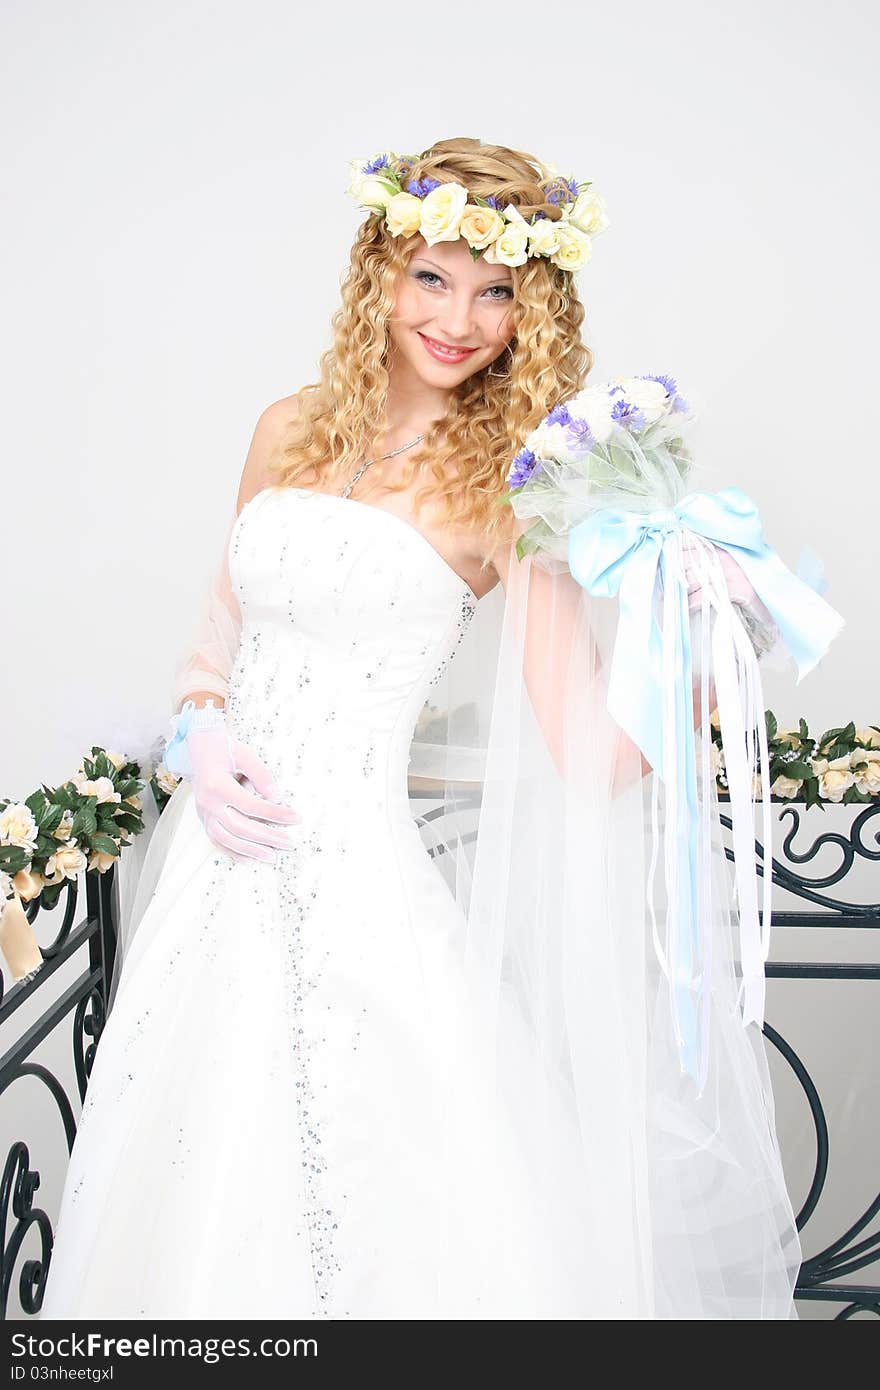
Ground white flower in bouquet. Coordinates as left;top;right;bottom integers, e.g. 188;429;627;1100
609;376;671;425
564;388;616;445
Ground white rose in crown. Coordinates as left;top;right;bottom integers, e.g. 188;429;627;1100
385;192;422;237
483;205;531;266
566;188;610;236
0;803;38;851
527;217;563;258
419;182;468;245
346;157;399;211
551;222;593;271
855;727;880;750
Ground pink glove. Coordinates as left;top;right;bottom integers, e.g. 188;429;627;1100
681;536;778;660
187;725;301;865
682;537;757;612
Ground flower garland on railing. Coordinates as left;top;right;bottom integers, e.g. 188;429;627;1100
713;712;880;806
1;712;877;980
0;748;185;982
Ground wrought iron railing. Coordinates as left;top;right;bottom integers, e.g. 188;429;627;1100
0;869;116;1319
1;798;877;1319
734;799;880;1319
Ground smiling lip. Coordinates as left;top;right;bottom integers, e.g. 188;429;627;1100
418;332;478;362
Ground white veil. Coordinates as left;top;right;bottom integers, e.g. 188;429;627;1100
109;404;843;1317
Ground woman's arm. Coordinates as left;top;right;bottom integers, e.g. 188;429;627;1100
172;394;302;714
491;538;715;796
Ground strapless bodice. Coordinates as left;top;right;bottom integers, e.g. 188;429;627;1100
225;486;477;816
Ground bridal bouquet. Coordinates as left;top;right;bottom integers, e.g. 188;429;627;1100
502;373;845;1092
506;373;694;561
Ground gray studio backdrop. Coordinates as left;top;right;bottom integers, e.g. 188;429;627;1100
1;0;877;1320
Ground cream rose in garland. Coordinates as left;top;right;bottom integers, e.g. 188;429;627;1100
418;181;468;246
345;150;609;271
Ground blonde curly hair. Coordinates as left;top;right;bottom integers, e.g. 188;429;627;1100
267;136;595;567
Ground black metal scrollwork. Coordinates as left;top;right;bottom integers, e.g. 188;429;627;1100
720;798;880;1317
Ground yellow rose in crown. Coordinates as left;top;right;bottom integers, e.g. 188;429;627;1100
385;192;423;237
418;181;468;246
459;204;505;251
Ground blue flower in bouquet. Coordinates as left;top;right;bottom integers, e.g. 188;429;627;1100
507;446;542;488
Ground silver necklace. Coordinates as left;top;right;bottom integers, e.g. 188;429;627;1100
341;433;424;499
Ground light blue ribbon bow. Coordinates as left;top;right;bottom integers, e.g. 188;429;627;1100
567;486;843;781
566;485;844;1088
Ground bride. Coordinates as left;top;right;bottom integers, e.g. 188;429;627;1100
40;137;802;1320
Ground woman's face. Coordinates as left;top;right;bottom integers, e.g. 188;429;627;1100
387;235;517;388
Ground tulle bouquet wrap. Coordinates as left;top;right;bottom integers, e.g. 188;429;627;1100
503;375;845;1093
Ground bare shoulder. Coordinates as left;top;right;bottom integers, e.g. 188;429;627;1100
235;391;305;513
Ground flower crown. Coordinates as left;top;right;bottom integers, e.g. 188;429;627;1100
346;150;609;272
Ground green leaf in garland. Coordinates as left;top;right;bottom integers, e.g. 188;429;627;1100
71;804;97;839
25;790;49;819
803;778;823;811
781;761;813;781
842;785;872;805
0;845;29;873
799;718;809;741
91;833;119;856
765;709;778;742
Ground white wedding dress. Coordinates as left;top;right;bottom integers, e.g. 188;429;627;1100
41;486;599;1321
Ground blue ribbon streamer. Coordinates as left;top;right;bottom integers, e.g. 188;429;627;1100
566;485;844;1087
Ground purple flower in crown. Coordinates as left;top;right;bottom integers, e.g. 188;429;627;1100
363;155;391;175
405;176;441;198
546;403;573;428
507;447;542;489
546;176;580;205
485;195;499;209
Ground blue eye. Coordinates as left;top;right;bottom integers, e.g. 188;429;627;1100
413;270;513;300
